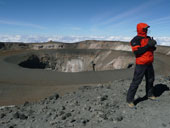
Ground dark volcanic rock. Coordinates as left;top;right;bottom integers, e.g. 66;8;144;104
48;93;60;100
0;42;29;50
23;101;29;106
116;115;124;122
0;113;6;118
19;54;47;69
0;42;5;49
100;94;108;101
13;112;28;120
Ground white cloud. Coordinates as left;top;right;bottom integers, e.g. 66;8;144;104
0;34;170;46
0;20;46;29
155;37;170;46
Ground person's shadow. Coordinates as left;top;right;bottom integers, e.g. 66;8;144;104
134;84;170;105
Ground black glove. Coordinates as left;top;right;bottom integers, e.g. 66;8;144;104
148;37;157;47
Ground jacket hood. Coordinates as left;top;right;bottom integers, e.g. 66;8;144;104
137;23;150;37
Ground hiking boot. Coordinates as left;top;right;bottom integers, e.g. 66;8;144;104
148;96;156;100
127;102;135;108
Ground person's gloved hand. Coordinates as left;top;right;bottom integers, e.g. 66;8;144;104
148;37;157;47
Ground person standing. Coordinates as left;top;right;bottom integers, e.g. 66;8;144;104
127;23;157;107
91;61;96;71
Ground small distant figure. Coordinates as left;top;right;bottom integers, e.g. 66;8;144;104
127;23;157;108
91;61;96;71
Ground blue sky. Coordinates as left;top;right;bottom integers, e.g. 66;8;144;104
0;0;170;45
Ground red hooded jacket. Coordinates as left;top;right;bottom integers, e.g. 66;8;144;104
130;23;155;65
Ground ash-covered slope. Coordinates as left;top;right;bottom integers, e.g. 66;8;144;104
0;76;170;128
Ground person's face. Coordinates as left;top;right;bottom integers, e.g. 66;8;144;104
143;28;148;33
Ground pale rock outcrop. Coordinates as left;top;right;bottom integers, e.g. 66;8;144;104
64;59;84;72
104;56;134;70
112;45;131;51
166;51;170;55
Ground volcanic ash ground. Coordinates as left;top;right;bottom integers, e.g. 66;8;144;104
0;76;170;128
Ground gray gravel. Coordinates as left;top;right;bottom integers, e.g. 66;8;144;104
0;76;170;128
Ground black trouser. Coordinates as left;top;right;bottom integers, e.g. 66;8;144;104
127;64;155;103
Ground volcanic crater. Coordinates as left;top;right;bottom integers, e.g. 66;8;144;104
14;49;134;72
